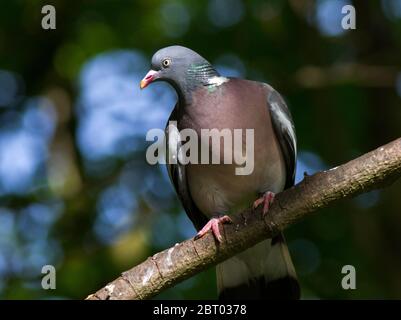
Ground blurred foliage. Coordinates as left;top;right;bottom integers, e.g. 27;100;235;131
0;0;401;299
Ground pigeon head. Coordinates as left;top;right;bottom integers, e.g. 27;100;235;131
140;46;220;99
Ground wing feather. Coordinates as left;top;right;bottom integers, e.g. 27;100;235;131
265;86;297;188
165;105;208;231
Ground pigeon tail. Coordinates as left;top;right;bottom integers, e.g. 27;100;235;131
217;233;300;300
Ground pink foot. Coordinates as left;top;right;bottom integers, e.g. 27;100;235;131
195;215;232;243
253;191;275;216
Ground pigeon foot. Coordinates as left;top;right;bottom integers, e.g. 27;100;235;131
194;215;232;243
253;191;275;216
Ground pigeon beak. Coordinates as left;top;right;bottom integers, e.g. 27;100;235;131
140;70;158;89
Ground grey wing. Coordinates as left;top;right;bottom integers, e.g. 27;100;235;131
165;106;208;231
266;86;297;188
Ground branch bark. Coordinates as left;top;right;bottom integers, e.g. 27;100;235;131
86;138;401;300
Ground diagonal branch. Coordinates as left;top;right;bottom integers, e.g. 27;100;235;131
86;138;401;300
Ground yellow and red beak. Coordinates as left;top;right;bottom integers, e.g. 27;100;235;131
140;70;158;89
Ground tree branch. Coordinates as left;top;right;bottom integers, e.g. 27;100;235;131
86;138;401;300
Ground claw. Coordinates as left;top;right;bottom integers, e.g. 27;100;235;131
253;191;275;216
195;215;232;243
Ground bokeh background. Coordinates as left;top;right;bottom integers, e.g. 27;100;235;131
0;0;401;299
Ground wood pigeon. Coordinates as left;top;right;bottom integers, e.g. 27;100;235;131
140;45;300;299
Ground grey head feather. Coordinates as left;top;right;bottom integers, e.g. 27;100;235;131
150;45;219;102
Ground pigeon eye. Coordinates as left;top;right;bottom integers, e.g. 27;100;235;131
162;59;171;68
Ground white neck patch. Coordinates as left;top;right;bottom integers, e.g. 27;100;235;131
207;76;229;87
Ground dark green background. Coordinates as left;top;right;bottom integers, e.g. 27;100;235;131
0;0;400;299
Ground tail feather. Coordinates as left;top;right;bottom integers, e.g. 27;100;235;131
217;233;300;300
